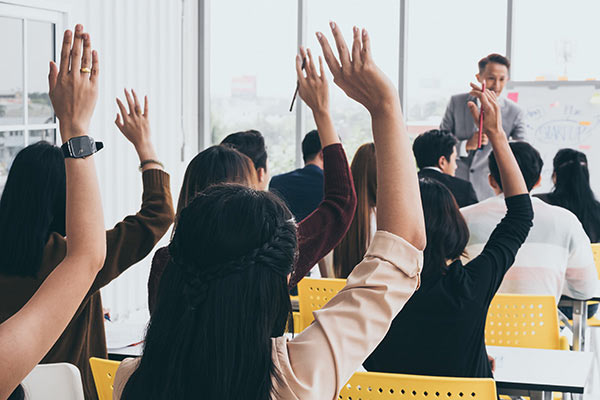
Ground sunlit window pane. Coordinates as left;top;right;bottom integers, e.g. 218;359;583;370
513;0;600;81
0;17;24;126
28;20;55;124
406;0;506;126
0;130;25;193
304;0;400;160
210;0;297;176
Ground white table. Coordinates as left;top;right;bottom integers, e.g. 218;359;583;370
489;345;593;400
559;289;600;351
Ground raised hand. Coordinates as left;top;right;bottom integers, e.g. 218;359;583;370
316;22;398;114
467;83;504;140
48;24;99;141
296;47;329;114
115;89;151;148
115;89;161;170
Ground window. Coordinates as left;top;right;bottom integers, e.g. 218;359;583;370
405;0;506;128
304;0;400;161
512;0;600;81
209;0;297;176
0;5;62;191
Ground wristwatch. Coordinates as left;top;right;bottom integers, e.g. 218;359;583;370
61;136;104;158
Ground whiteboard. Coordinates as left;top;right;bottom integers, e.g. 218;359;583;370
505;81;600;196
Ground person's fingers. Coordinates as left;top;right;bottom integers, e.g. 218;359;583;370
295;54;305;82
80;32;92;73
316;32;341;78
58;29;72;75
115;113;124;130
116;98;128;120
351;26;362;67
48;61;58;93
143;95;149;117
90;50;99;83
124;88;135;115
299;47;310;78
361;28;372;62
469;82;482;92
306;48;318;80
132;89;142;114
70;24;84;72
330;21;351;71
318;56;325;81
467;101;480;122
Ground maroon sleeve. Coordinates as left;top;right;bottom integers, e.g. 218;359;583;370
288;143;357;288
148;246;170;314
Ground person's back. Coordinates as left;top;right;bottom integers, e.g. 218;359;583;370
270;130;324;221
462;142;598;304
536;148;600;244
366;81;533;379
463;196;598;302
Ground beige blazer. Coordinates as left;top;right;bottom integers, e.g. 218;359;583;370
113;231;423;400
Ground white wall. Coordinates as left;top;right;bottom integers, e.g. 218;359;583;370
2;0;199;320
70;0;198;320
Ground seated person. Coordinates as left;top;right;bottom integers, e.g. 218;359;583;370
220;126;356;289
333;143;377;278
112;25;425;400
413;129;478;207
462;142;599;317
537;148;600;243
365;83;533;379
0;88;174;399
270;130;324;221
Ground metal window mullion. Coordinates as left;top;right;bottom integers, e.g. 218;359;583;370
295;0;307;169
198;0;210;151
506;0;515;73
398;0;408;112
22;18;29;146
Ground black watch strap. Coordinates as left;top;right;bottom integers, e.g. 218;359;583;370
61;136;104;159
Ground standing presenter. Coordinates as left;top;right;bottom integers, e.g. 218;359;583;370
440;53;525;200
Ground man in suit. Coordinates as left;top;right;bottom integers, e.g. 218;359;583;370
269;130;324;221
413;129;478;207
440;53;525;200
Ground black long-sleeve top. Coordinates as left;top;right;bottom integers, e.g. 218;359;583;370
365;194;533;379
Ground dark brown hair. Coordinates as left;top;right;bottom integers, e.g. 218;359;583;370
419;178;470;281
333;143;376;278
176;145;257;220
478;53;510;73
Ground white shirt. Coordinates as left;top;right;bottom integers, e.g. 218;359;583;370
461;194;599;303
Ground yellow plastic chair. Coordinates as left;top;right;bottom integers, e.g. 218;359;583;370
587;243;600;327
340;371;497;399
89;357;121;400
486;294;568;350
297;277;346;330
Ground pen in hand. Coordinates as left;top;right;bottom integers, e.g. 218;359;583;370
289;57;307;112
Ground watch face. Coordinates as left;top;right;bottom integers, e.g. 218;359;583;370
71;136;94;157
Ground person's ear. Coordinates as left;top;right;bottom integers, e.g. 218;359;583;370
552;171;556;185
488;174;502;194
476;72;482;83
257;167;266;183
437;155;447;170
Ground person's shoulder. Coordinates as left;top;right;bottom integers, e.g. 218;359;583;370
449;92;471;104
532;197;582;227
501;96;522;112
448;174;473;189
460;196;500;216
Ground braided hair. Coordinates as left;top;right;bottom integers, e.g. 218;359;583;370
122;183;298;400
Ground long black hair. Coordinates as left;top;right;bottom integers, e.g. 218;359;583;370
121;184;298;400
419;178;470;281
0;141;66;277
546;148;600;243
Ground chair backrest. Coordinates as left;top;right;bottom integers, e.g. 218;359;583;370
591;243;600;279
485;294;561;349
89;357;121;400
297;277;346;330
340;371;497;400
21;363;85;400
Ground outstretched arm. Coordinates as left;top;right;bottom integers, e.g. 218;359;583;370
319;23;425;249
0;25;106;398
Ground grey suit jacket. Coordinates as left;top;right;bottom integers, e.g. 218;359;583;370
440;93;525;200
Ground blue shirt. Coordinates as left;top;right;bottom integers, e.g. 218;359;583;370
269;164;324;222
